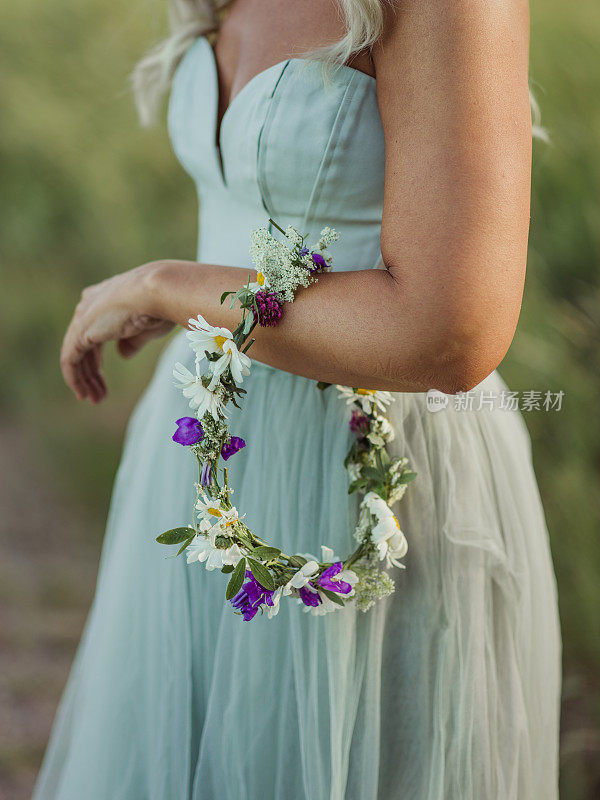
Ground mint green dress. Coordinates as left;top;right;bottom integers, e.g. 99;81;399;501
34;37;561;799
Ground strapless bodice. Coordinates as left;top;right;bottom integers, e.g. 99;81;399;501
168;36;385;270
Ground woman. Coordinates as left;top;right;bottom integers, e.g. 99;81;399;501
35;0;561;798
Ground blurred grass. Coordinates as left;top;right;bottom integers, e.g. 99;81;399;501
0;0;599;797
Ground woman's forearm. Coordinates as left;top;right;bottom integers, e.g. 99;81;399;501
145;259;489;393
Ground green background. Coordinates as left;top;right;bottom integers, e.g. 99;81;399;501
0;1;598;797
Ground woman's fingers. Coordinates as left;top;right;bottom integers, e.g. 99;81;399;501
92;344;108;395
117;320;174;359
61;356;88;401
80;348;106;403
60;329;89;401
88;345;107;398
60;315;100;402
79;353;101;404
59;279;174;401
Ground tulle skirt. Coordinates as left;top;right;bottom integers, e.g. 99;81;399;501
33;331;561;799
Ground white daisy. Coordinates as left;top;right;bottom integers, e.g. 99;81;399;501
173;362;226;420
186;315;251;389
195;494;241;533
248;270;271;294
363;492;408;569
335;386;395;414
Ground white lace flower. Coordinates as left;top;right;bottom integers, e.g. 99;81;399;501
317;226;341;249
250;227;314;302
336;386;395;414
388;483;408;506
363;492;408;569
285;225;304;247
346;462;362;482
186;315;251;388
387;457;410;505
173;362;226;420
186;533;245;571
283;560;319;595
367;415;395;446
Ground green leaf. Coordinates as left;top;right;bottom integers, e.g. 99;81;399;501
220;290;234;304
316;381;332;391
226;557;246;600
156;527;194;545
221;564;234;574
398;470;418;484
319;587;346;607
246;558;275;590
288;555;307;568
269;217;286;236
348;478;368;495
176;535;196;556
252;546;282;561
343;443;358;469
363;466;383;482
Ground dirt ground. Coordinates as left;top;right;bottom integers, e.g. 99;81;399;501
0;423;100;799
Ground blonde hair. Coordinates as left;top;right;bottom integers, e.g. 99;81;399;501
132;0;546;139
132;0;387;126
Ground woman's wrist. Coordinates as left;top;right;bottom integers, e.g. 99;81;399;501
142;259;195;323
141;260;259;331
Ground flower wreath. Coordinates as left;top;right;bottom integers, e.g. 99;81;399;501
157;220;416;620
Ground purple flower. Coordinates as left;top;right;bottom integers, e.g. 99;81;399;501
318;562;354;595
299;246;309;257
310;252;327;273
349;409;370;437
173;417;204;446
253;290;284;327
221;436;246;461
200;461;212;487
298;585;322;607
231;570;275;621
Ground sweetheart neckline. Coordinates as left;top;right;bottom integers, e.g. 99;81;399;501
190;36;377;187
203;37;376;134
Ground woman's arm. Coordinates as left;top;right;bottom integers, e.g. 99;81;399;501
61;0;531;402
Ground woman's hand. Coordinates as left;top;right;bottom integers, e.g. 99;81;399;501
60;262;174;404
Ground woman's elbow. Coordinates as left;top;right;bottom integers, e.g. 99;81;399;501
426;321;517;395
383;315;517;395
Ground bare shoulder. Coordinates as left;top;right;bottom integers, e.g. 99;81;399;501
376;0;530;61
373;0;530;111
